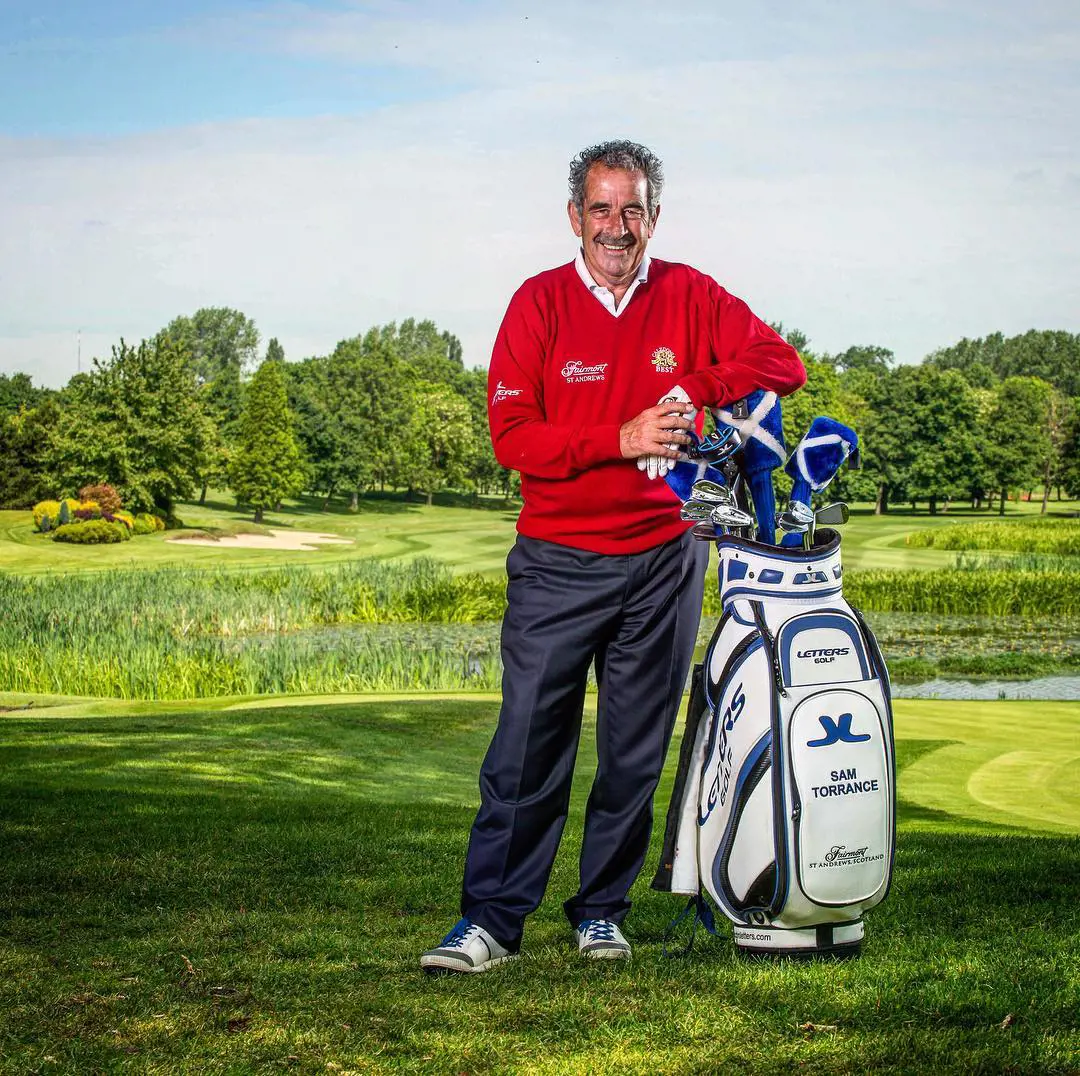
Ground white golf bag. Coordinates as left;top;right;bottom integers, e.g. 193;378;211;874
653;528;896;957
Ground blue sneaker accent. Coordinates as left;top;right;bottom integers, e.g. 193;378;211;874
577;918;631;960
420;918;517;974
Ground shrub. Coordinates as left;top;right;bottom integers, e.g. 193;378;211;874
115;511;135;530
32;500;61;530
74;506;101;522
40;514;52;533
58;501;71;526
78;483;122;514
51;520;131;544
132;513;158;535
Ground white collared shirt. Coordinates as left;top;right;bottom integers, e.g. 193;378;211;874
574;249;651;317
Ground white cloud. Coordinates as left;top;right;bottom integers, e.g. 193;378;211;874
2;1;1078;386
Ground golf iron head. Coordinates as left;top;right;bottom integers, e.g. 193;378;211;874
815;501;850;527
680;500;716;522
710;504;756;534
690;479;735;506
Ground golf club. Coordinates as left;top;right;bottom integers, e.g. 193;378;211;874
814;502;850;528
690;479;735;506
680;500;717;522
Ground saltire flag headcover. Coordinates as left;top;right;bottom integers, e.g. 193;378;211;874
779;417;858;547
663;458;730;503
712;390;786;543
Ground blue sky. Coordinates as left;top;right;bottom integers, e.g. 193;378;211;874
2;1;1078;386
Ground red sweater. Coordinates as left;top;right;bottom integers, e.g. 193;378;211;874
487;258;805;553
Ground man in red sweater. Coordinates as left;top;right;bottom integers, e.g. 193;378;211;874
421;140;805;973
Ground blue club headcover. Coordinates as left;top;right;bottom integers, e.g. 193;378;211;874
664;453;729;503
713;391;786;542
779;416;858;547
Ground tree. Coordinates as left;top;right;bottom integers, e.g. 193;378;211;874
983;376;1055;515
0;372;51;416
0;400;58;508
46;336;212;513
926;329;1080;396
229;357;306;522
163;307;260;502
395;382;473;504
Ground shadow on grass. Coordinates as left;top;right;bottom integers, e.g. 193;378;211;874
0;705;1077;1073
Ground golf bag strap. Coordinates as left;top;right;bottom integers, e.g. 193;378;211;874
651;661;708;891
662;893;719;958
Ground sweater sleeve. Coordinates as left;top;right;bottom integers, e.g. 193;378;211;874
487;288;623;479
678;285;806;410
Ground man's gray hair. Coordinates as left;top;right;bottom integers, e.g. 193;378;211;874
568;140;664;218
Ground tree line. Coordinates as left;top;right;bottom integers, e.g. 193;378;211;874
2;310;1078;518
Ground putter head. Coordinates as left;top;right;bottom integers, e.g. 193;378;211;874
815;502;850;527
690;521;721;541
690;479;734;506
680;500;716;522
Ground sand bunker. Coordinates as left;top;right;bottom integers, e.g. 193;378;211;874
167;529;355;551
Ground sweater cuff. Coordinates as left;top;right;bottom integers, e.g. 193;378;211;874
678;371;731;410
576;424;624;466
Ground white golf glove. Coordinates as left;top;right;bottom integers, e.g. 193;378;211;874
638;385;697;480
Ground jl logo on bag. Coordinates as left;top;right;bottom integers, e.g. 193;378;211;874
806;712;871;747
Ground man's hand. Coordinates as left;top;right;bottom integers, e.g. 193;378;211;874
620;401;694;476
629;387;697;479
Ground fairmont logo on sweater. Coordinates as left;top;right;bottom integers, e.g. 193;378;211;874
561;360;608;383
491;380;522;404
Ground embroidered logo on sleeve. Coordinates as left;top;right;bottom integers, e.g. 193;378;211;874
561;360;608;384
651;347;678;372
491;381;523;404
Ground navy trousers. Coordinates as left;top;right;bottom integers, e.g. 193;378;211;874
460;530;707;948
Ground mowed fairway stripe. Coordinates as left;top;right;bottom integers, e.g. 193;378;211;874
893;700;1080;833
967;751;1080;830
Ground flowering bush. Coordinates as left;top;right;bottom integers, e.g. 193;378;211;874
32;500;61;530
78;483;123;514
51;520;131;544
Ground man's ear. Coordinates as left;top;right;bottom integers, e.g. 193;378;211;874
567;199;584;238
649;204;661;235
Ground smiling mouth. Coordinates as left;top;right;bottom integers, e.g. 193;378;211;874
597;240;632;253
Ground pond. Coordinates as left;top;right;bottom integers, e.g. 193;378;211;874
232;617;1080;700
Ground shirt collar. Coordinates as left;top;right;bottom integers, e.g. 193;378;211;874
574;248;651;295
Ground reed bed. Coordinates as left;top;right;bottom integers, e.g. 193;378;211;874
5;557;1078;699
906;517;1080;554
841;568;1080;616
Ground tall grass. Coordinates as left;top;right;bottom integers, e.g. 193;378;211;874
2;560;506;699
842;568;1080;616
6;557;1079;699
906;517;1080;554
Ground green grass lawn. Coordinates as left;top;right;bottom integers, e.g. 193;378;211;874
4;491;1080;577
1;694;1076;1074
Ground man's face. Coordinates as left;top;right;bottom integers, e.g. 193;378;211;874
568;164;658;292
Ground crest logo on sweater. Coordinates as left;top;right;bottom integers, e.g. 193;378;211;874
651;347;678;372
561;360;608;384
491;381;522;405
